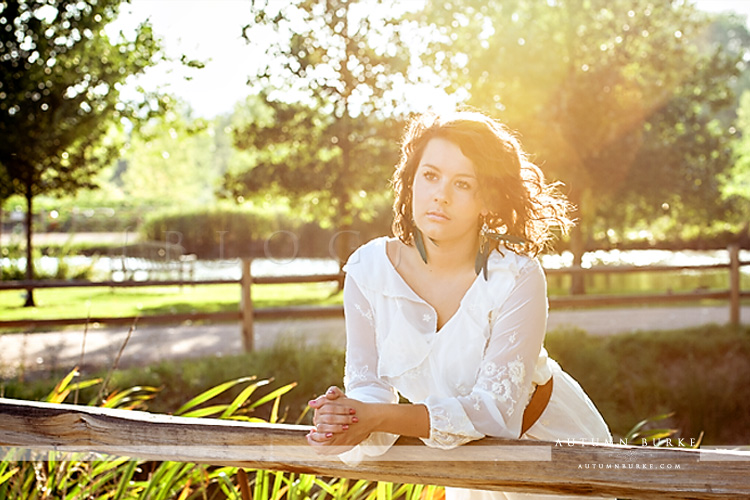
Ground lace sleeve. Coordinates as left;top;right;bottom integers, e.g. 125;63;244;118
339;274;400;463
421;259;548;448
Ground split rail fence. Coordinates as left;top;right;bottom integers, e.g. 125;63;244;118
0;244;747;351
0;398;749;499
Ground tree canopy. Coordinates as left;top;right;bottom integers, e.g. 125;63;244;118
223;0;417;262
0;0;165;304
413;0;744;274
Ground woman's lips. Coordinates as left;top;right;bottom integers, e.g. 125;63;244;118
426;210;450;221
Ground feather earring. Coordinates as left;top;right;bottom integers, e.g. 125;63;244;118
475;221;528;280
475;224;491;280
414;226;429;264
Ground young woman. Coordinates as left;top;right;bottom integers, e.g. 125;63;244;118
306;110;611;499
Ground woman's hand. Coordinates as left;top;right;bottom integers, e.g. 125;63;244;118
306;386;378;454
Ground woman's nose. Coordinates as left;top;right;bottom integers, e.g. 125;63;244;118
433;182;450;204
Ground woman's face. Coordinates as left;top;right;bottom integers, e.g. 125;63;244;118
412;137;486;246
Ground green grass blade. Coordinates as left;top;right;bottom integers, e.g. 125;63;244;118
113;460;138;500
376;481;392;500
404;483;424;500
220;379;269;418
216;471;240;498
249;382;297;409
152;462;189;500
343;479;371;500
102;386;160;409
0;465;18;485
175;376;256;416
253;469;266;500
224;415;271;423
180;404;231;418
44;367;80;403
297;473;316;496
66;378;104;394
270;470;286;500
269;394;282;424
314;477;338;497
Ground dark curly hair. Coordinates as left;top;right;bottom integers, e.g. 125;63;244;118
391;110;573;257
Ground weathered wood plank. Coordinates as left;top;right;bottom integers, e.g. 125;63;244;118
0;399;748;499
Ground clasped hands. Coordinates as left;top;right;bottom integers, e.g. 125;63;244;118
306;386;374;455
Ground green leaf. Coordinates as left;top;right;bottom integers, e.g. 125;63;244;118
220;379;270;418
67;378;104;394
101;386;160;409
180;404;231;418
377;481;393;500
216;472;240;498
44;367;80;403
175;376;256;416
249;382;297;409
0;465;18;485
224;416;271;423
113;461;138;500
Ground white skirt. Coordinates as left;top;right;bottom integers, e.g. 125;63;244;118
446;361;613;500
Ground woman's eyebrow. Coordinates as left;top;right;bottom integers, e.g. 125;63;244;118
420;163;477;179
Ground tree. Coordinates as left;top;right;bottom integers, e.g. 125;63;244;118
415;0;740;290
726;90;750;218
0;0;163;305
0;164;13;249
223;0;414;264
120;106;218;208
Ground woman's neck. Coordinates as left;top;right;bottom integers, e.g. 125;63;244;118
419;234;479;277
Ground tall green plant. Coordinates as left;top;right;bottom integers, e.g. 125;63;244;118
0;365;449;499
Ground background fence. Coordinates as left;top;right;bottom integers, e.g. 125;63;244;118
1;244;747;351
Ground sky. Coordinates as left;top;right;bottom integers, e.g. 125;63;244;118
115;0;750;119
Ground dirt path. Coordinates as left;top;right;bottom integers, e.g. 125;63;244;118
1;305;747;378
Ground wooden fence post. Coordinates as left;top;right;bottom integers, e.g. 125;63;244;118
240;259;254;352
729;244;740;327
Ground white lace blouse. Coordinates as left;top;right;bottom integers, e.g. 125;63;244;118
340;237;554;461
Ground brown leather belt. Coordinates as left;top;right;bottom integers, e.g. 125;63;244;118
521;376;553;436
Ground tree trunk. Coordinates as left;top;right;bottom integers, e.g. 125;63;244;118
332;129;354;292
23;181;35;307
568;187;586;296
569;224;586;295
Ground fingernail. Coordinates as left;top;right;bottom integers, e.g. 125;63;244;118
352;416;359;423
325;432;333;438
327;388;335;394
342;425;349;430
349;408;356;415
308;400;315;406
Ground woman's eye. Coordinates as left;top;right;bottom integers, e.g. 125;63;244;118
456;180;472;190
424;171;437;181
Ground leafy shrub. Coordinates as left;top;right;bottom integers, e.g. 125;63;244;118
139;204;392;259
140;205;281;258
1;243;96;281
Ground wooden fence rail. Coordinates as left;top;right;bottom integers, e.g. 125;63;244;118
1;245;748;351
0;398;748;499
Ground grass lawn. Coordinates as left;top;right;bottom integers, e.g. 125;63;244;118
0;282;343;321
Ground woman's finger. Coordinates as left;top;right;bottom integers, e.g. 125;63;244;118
307;429;333;443
316;403;354;415
325;386;345;399
315;411;357;426
314;422;350;434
